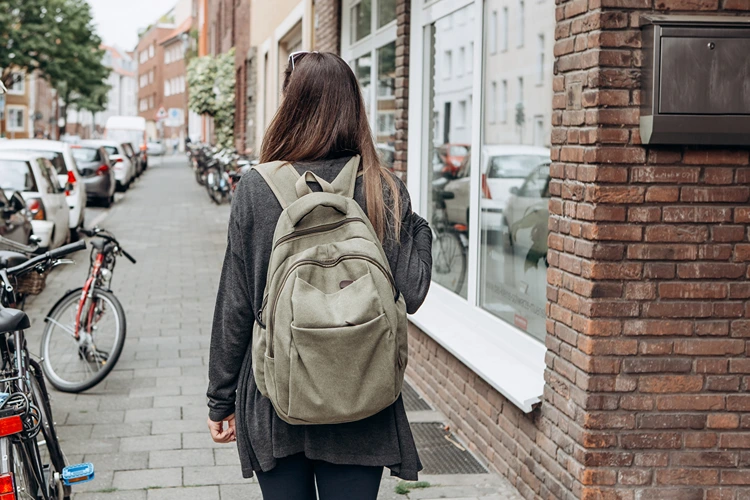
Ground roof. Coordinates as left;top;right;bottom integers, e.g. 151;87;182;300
0;140;68;153
160;17;193;46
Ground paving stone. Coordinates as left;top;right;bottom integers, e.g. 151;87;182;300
157;357;205;368
98;397;154;411
147;486;219;500
57;424;93;440
124;407;180;423
120;434;181;452
151;420;205;435
60;438;119;455
183;465;245;486
84;452;150;472
75;491;147;500
213;449;241;466
152;395;204;408
112;468;182;490
74;470;114;492
66;410;124;425
149;449;214;468
218;484;263;500
92;423;152;439
182;432;227;450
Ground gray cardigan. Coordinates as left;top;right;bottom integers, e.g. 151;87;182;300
207;156;433;480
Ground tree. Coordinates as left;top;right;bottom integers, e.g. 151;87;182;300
187;50;235;149
42;0;110;135
0;0;59;88
187;55;216;116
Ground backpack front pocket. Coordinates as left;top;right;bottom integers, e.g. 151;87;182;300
287;313;398;424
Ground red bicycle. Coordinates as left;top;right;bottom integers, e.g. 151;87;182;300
40;227;136;393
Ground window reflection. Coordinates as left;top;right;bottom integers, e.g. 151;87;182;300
376;42;396;146
352;0;372;41
378;0;396;27
479;0;554;342
355;54;372;119
426;6;474;298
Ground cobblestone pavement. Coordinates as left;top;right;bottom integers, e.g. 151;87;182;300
21;155;521;500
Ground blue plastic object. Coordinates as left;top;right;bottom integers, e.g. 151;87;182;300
62;463;95;486
0;393;9;406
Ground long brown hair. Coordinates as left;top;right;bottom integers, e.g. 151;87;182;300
259;52;400;243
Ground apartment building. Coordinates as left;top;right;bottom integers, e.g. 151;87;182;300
1;70;32;139
136;24;175;140
160;17;193;146
100;46;138;125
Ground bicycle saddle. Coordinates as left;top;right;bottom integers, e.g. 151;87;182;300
91;239;106;251
0;308;30;333
0;251;28;269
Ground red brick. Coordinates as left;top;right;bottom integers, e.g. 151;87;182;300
627;244;697;260
644;225;708;243
719;433;750;448
727;395;750;411
619;469;652;485
643;263;676;279
622;358;692;373
674;339;745;356
677;263;746;279
621;432;682;449
631;166;700;183
721;470;750;485
704;168;735;185
637;414;705;430
682;149;749;165
623;320;693;336
639;375;704;393
707;413;740;429
662;206;733;223
582;223;643;241
643;302;713;318
681;187;750;203
686;432;719;448
656;468;719;485
625;282;656;300
584;185;645;203
734;244;750;262
628;207;661;222
712;225;746;242
659;283;727;299
656;395;724;411
646;186;680;202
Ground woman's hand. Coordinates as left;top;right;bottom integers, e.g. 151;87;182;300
208;414;236;443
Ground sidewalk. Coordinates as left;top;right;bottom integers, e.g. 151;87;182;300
21;155;521;500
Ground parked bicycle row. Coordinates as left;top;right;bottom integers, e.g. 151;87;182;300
0;138;151;253
186;143;256;205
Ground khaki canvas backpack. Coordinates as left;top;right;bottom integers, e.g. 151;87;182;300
251;155;408;425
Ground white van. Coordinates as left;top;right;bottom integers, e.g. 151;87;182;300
105;116;148;173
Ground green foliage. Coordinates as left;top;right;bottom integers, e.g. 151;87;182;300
0;0;59;87
188;49;236;149
394;481;431;495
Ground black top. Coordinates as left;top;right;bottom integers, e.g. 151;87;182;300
207;156;433;480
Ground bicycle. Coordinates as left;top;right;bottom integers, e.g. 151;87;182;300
431;188;468;295
0;240;95;499
40;228;136;393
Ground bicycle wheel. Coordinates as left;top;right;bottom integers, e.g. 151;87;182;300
41;288;127;393
432;229;467;294
206;168;222;204
29;360;70;500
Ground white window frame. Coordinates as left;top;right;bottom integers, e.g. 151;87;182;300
406;0;546;413
7;72;25;95
517;0;525;47
537;33;545;84
501;79;508;122
341;0;399;144
501;7;509;51
6;105;26;132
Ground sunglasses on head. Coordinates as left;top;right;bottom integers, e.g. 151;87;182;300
288;50;319;71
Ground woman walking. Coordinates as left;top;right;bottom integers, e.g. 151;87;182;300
206;52;432;499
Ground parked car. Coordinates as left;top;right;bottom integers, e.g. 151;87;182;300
437;143;470;178
105;116;148;172
441;145;550;235
121;142;144;177
0;189;33;247
71;145;117;207
0;139;86;239
0;152;70;250
81;140;136;191
501;162;551;262
147;141;166;156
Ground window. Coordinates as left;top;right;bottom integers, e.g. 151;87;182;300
425;4;474;298
149;43;155;58
501;7;509;51
0;160;36;192
139;99;147;112
537;34;545;83
352;0;372;41
354;54;372;118
7;72;25;95
489;82;497;124
517;0;525;47
6;107;25;132
165;50;172;64
468;42;474;74
533;116;545;146
149;96;154;109
501;80;508;123
378;0;396;27
140;50;148;63
377;42;396;144
149;70;154;84
458;46;465;76
165;81;171;97
489;11;497;54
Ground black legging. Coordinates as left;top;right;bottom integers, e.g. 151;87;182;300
256;453;383;500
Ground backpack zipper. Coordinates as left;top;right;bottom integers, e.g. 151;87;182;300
273;218;364;249
266;254;399;356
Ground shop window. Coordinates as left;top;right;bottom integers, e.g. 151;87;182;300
378;0;396;27
352;0;372;41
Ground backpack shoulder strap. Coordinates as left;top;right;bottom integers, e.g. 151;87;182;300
252;161;301;209
330;155;361;199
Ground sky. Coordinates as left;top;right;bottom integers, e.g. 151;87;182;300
87;0;178;51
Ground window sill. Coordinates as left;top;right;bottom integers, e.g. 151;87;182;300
409;284;546;413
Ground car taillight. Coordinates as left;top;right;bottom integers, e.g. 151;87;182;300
66;170;76;196
96;164;109;176
0;472;14;500
27;198;46;221
114;157;123;163
0;416;22;438
481;173;492;199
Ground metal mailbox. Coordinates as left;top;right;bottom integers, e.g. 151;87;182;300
640;15;750;145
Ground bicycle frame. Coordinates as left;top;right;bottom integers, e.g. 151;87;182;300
74;252;105;340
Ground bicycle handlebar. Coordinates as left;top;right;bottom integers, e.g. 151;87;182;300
77;227;136;264
121;249;137;264
6;240;87;276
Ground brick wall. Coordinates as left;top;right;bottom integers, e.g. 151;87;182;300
546;0;750;498
246;48;257;154
393;0;410;178
234;0;251;151
314;0;341;53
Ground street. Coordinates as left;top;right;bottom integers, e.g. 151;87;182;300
20;155;519;500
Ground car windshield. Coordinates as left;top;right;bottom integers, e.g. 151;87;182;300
0;160;36;192
25;150;67;175
488;155;549;179
103;146;118;156
108;129;144;146
72;147;100;163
